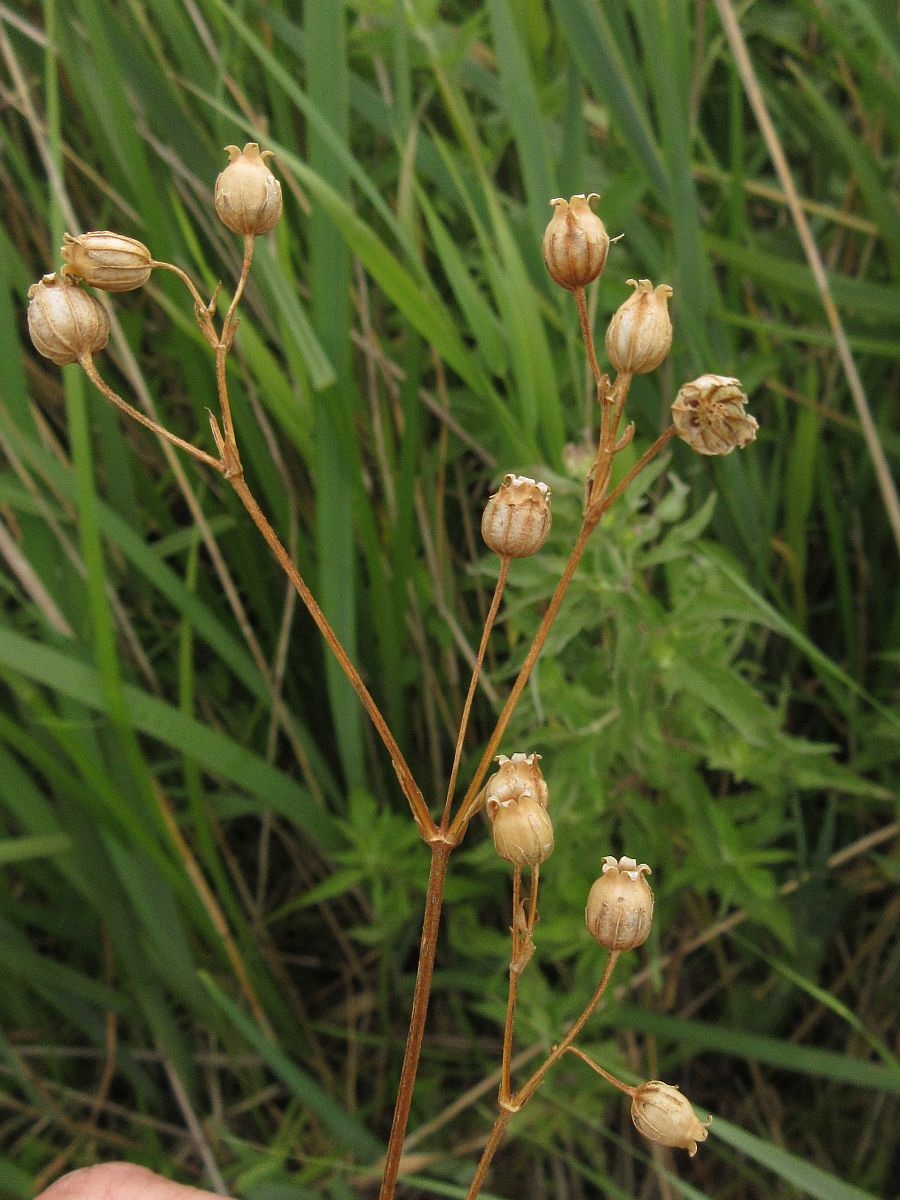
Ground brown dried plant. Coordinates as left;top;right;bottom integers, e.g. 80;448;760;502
27;154;757;1198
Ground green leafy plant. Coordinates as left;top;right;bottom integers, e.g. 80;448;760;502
2;4;897;1200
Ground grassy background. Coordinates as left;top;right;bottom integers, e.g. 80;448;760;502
1;1;898;1197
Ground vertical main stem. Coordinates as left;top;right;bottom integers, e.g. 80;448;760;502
379;840;452;1200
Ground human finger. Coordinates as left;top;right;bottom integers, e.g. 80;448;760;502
35;1162;226;1200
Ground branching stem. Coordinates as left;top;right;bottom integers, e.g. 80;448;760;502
500;867;540;1104
441;557;510;829
228;472;432;836
465;951;621;1199
565;1045;635;1095
78;354;225;474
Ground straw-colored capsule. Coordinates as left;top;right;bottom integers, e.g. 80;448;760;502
481;475;552;558
605;278;673;375
542;194;609;291
585;855;654;951
485;754;553;867
61;231;152;293
631;1081;712;1156
671;374;758;455
27;273;109;366
214;143;283;236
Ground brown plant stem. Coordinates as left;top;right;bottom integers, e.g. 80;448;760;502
564;1045;635;1095
447;423;680;840
79;354;225;474
440;557;510;829
216;235;255;452
464;1109;514;1200
588;425;678;522
447;518;592;842
573;285;603;390
500;867;540;1104
227;472;433;838
516;949;620;1105
378;840;452;1200
149;260;219;347
465;950;620;1200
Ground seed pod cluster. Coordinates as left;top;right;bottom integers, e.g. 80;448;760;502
631;1081;712;1156
542;194;609;291
485;753;553;867
61;231;153;293
605;278;673;375
214;143;283;236
585;855;654;951
671;374;758;456
481;475;552;559
27;274;110;366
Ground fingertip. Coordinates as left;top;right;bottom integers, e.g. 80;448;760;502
37;1163;156;1199
35;1162;223;1199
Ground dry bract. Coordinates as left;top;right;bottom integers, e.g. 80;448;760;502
61;231;152;293
542;194;609;291
605;278;673;375
671;374;758;456
481;475;552;558
585;855;654;951
27;273;110;366
486;754;553;867
214;143;283;236
631;1081;712;1156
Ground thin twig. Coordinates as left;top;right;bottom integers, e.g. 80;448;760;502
564;1045;634;1095
499;867;540;1105
465;952;621;1198
79;354;225;474
228;473;433;837
573;285;603;390
215;233;255;449
440;557;510;829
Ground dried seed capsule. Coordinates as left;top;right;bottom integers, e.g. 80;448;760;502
27;273;110;366
671;374;758;456
61;231;152;293
585;855;653;951
490;797;554;867
486;754;553;867
481;475;552;558
630;1081;712;1156
542;194;609;291
214;143;283;236
486;753;549;810
605;278;673;375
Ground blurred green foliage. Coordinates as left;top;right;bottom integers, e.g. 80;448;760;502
0;1;897;1198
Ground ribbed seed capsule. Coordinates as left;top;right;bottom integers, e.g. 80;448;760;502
671;374;758;455
485;753;553;867
585;855;653;951
481;475;551;558
542;194;609;291
61;231;152;293
605;278;673;375
630;1081;712;1156
214;143;283;236
490;798;554;867
27;274;110;366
